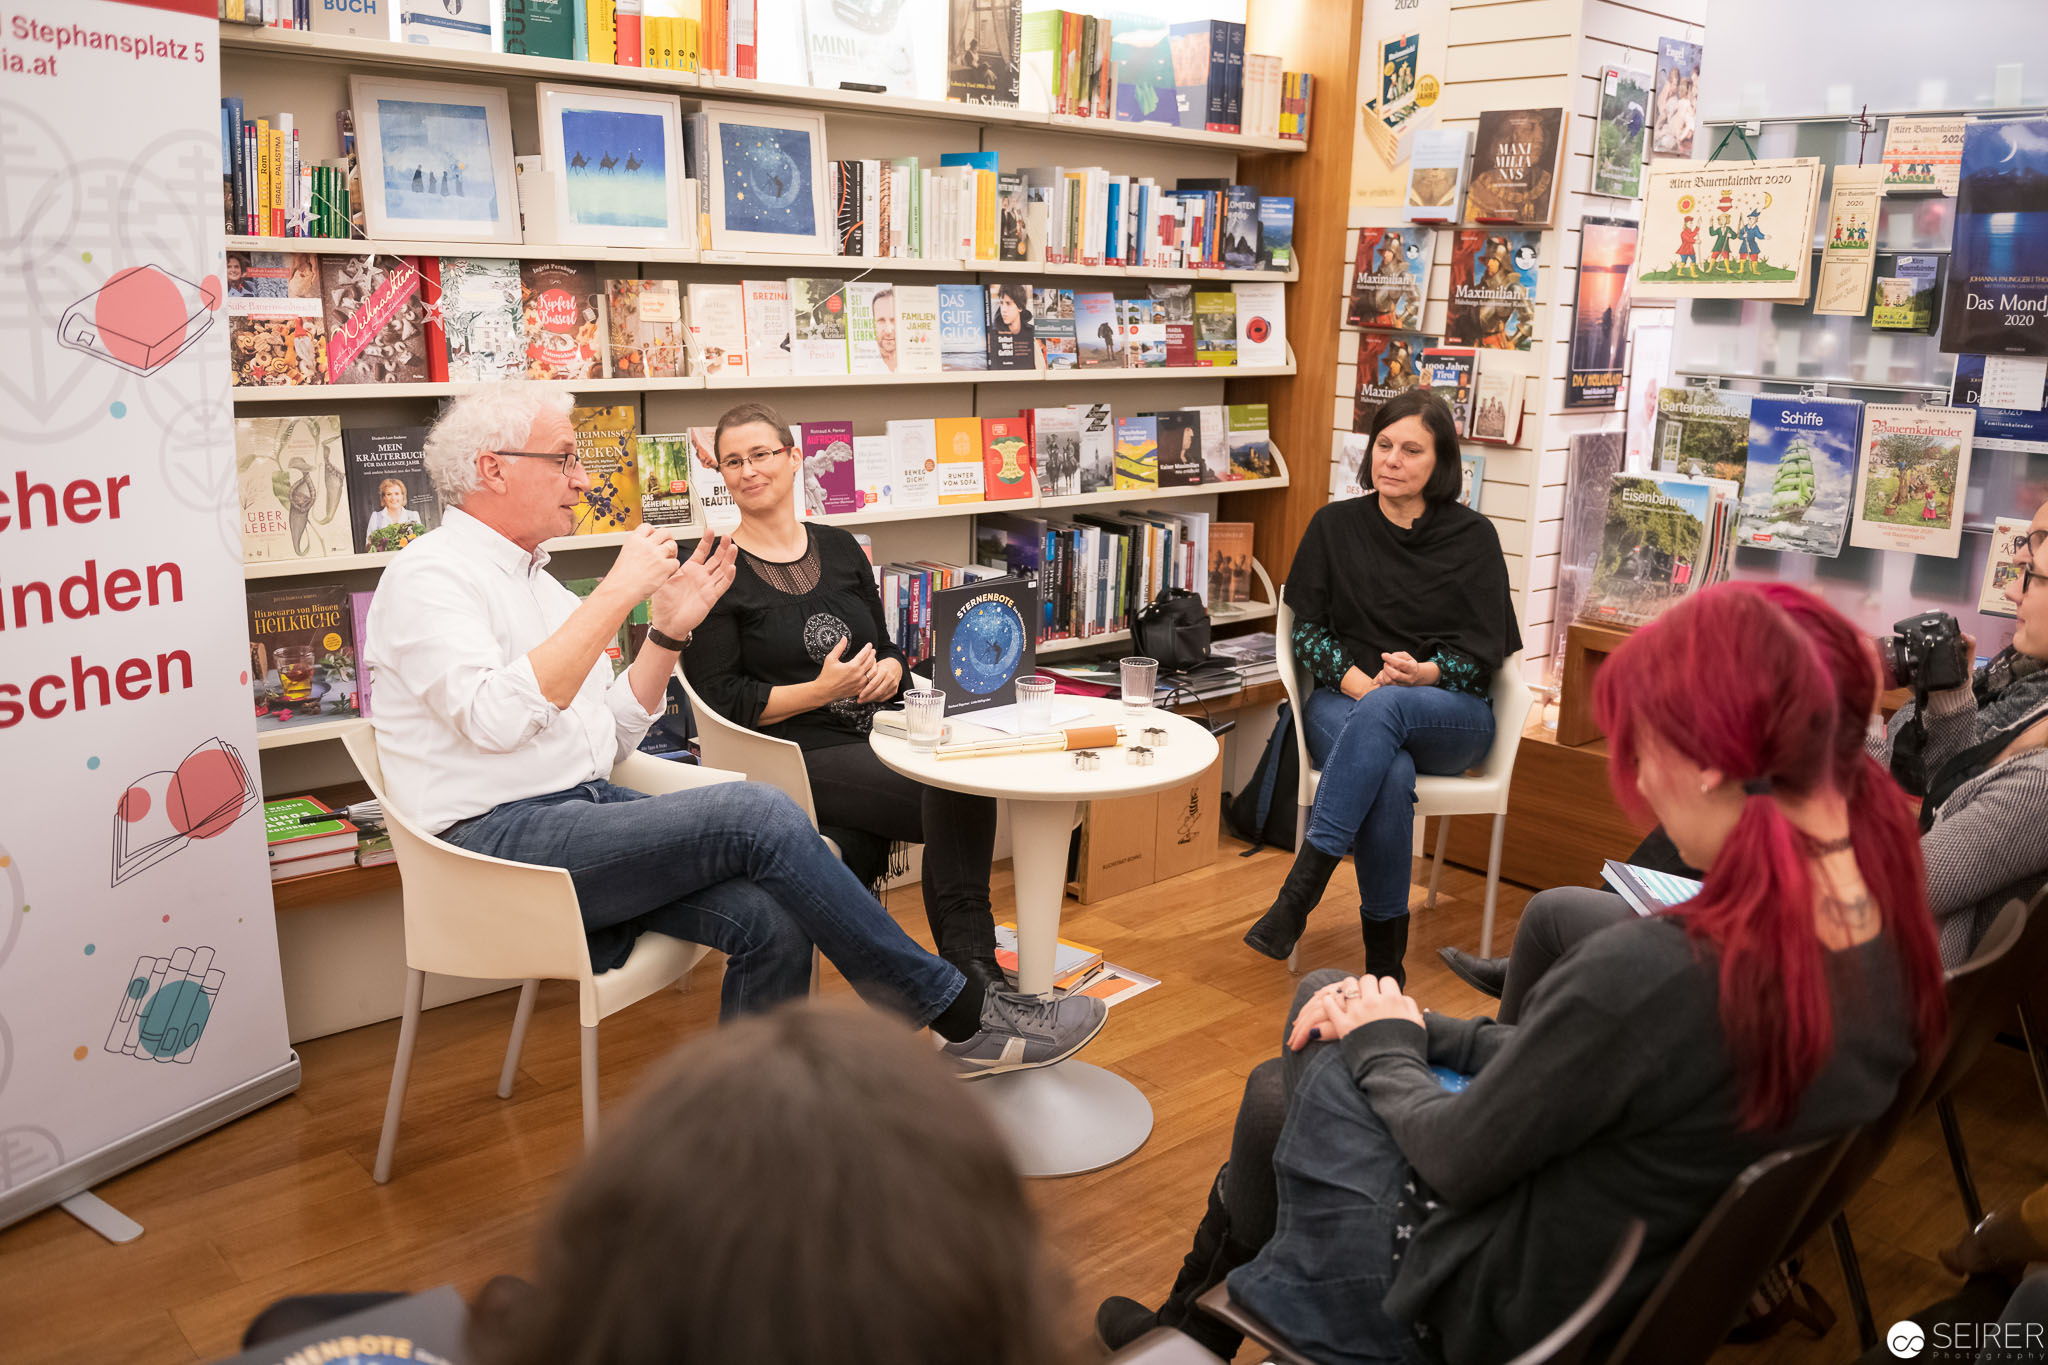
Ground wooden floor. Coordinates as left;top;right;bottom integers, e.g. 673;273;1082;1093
5;841;2046;1364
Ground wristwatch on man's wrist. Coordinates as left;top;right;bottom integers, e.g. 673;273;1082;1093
646;626;691;652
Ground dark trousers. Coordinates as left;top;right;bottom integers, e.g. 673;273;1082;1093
805;740;1000;967
1497;886;1634;1024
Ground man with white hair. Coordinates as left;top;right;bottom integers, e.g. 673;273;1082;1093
362;387;1104;1073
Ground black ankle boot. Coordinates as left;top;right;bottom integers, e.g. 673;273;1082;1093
1438;946;1508;999
1243;844;1343;959
1361;912;1411;988
1096;1170;1248;1357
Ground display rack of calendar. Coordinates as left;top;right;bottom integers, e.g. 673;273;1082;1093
1666;110;2046;643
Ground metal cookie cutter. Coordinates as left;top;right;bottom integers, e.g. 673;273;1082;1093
1140;726;1170;748
1071;749;1101;771
1125;745;1155;766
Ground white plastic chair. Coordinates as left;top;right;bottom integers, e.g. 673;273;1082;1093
676;668;829;837
1273;597;1532;963
342;726;742;1183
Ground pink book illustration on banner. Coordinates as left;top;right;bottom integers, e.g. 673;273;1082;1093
800;420;858;516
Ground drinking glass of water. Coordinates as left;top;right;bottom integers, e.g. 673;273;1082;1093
1120;657;1157;712
904;689;947;753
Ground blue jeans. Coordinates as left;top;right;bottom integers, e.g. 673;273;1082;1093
1226;969;1435;1365
1301;686;1495;921
440;779;965;1026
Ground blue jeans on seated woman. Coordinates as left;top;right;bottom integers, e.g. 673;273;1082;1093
1301;685;1495;921
440;779;965;1024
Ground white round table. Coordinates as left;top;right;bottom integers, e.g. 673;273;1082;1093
871;695;1220;1176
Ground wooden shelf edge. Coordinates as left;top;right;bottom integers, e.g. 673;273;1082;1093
272;859;400;913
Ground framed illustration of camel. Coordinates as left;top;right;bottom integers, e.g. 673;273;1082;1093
537;84;689;251
350;75;522;246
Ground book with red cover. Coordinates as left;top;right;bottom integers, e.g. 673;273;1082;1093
418;255;449;382
981;417;1034;500
317;254;426;384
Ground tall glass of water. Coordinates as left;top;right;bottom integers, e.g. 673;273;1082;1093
1120;657;1157;713
904;688;946;753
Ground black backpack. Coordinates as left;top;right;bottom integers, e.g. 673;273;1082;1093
1224;701;1300;854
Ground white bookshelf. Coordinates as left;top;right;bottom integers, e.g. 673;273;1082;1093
229;350;1298;403
255;717;369;751
229;237;1299;286
219;26;1305;157
1036;561;1279;658
241;457;1290;580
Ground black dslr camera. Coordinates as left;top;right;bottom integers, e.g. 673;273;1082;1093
1877;611;1971;696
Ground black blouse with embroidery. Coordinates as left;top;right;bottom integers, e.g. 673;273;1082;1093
683;524;908;751
1285;495;1520;699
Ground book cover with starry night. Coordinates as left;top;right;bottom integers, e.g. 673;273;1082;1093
717;119;821;242
933;575;1038;719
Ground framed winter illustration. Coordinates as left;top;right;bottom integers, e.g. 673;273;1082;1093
349;75;522;246
348;75;520;245
536;85;688;250
699;101;833;256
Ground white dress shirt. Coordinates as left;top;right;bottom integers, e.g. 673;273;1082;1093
362;507;660;833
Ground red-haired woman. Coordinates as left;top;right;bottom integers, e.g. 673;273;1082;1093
1097;582;1945;1363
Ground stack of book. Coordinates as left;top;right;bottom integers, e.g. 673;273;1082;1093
1209;632;1280;687
264;796;361;881
1576;472;1741;629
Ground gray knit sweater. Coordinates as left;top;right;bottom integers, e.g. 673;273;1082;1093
1869;681;2048;965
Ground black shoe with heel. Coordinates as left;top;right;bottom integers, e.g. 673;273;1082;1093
1361;912;1411;988
1437;946;1508;999
1243;844;1343;960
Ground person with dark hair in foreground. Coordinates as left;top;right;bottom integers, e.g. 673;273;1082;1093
1443;510;2048;1010
1103;583;1944;1363
1243;389;1520;983
469;1003;1069;1365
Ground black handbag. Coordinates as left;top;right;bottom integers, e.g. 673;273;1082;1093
1132;588;1216;674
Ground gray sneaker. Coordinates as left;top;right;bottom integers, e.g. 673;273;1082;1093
943;989;1109;1077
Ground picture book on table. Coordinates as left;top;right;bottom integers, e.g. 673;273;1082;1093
235;415;353;562
518;260;604;381
1653;385;1753;484
248;583;359;731
1153;410;1204;488
895;284;943;372
1348;226;1430;331
436;257;523;382
742;278;794;375
1034;406;1082;497
789;277;849;374
1403;128;1468;223
1940;117;2048;358
986;283;1036;370
1076;403;1115;491
1632;159;1824;301
1881;117;1964;196
571;404;642;534
1115;416;1159;490
226;251;327;388
1870;254;1945;332
319;253;427;384
1034;287;1077;368
681;281;745;378
1074;291;1120;368
1850;404;1976;558
1352;331;1434;432
800;420;858;516
1951;354;2048;455
981;417;1033;499
1591;67;1651;199
1735;395;1861;557
608;278;687;378
1565;218;1637;409
1446;229;1539;350
932;575;1037;721
1651;38;1702;159
1581;473;1722;627
939;282;990;371
342;425;440;554
1464;108;1566;225
637;433;699;531
1979;516;2033;618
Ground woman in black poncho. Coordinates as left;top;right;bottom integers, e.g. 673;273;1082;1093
1243;389;1520;982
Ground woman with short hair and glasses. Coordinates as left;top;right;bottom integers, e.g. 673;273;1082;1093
683;403;1007;993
